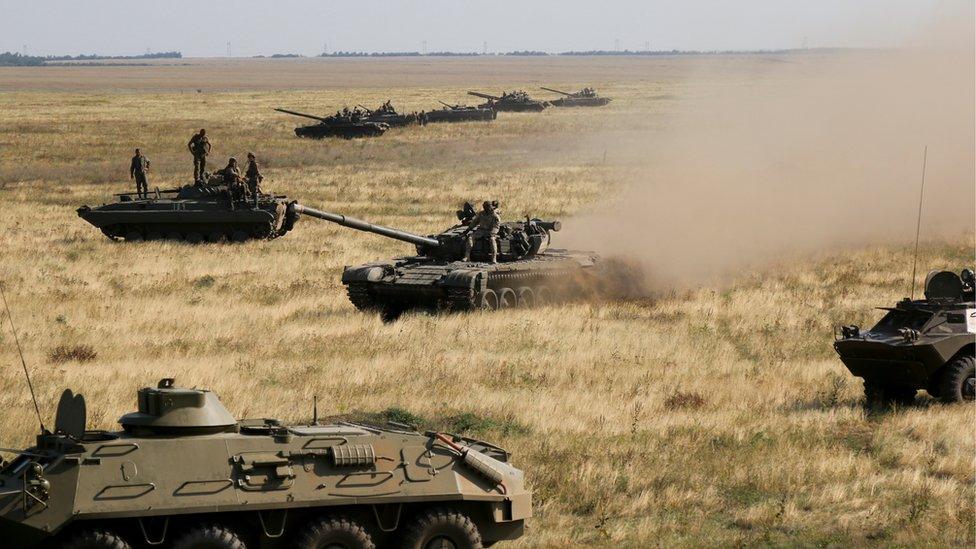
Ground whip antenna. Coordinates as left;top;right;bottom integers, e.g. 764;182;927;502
0;283;45;433
909;146;928;300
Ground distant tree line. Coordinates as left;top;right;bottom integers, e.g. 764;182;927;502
0;50;182;66
315;48;836;59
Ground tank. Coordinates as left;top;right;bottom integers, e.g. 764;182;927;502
424;101;497;123
290;202;601;321
0;378;531;548
466;91;549;112
540;87;612;107
76;181;300;243
356;102;421;127
275;108;389;139
833;269;976;406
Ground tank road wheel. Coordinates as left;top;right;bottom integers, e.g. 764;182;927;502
864;380;916;408
296;515;376;549
171;523;247;549
206;230;225;243
516;287;535;308
185;232;204;244
534;286;552;306
62;529;132;549
164;231;183;242
497;288;517;309
380;305;405;323
938;354;976;403
123;229;143;242
479;289;499;311
145;229;163;241
230;230;249;243
401;508;483;549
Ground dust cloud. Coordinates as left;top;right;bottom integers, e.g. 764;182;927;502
564;3;975;290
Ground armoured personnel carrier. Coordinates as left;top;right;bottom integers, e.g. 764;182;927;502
0;378;531;548
540;86;612;107
425;101;497;123
77;181;299;243
467;91;548;112
834;269;976;406
275;108;388;139
290;202;601;320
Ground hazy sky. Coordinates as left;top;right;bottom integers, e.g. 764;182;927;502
0;0;948;57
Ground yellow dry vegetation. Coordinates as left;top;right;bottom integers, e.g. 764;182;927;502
0;56;972;546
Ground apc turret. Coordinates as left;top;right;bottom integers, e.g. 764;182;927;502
0;378;531;548
834;269;976;406
290;201;601;320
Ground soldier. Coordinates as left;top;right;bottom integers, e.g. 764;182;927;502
219;157;242;184
463;200;501;263
244;152;263;206
129;148;151;198
187;129;212;182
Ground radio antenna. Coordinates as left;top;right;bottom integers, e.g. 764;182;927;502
909;146;928;300
0;283;45;433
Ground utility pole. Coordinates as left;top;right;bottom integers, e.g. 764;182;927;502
644;41;650;52
422;40;428;55
323;42;328;55
482;41;487;55
226;41;232;58
614;38;620;52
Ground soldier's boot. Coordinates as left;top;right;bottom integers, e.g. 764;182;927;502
463;236;473;262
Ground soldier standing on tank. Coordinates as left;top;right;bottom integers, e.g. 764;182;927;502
463;200;501;264
244;152;263;207
129;148;151;198
187;129;212;182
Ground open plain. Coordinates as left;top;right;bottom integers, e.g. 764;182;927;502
0;55;973;546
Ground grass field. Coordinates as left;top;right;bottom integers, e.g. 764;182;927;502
0;55;973;547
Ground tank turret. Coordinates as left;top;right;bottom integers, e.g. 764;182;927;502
119;378;237;436
540;86;612;107
292;202;561;263
467;90;549;112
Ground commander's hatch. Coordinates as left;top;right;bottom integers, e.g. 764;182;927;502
54;389;86;439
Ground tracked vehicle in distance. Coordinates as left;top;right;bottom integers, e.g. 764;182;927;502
467;91;548;112
290;202;601;320
275;107;389;139
425;101;497;123
357;101;422;127
834;269;976;406
0;378;531;548
77;181;299;243
540;86;612;107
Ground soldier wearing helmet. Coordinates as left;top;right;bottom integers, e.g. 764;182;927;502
463;200;501;263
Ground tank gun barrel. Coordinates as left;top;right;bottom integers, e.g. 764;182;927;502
356;104;373;113
467;91;500;101
540;87;573;96
274;108;328;122
438;100;454;108
292;204;440;248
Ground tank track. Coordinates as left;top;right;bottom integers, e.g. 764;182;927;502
346;283;378;311
101;222;283;243
447;287;478;311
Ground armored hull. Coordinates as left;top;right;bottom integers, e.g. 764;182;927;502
0;380;531;548
467;91;548;112
549;96;612;107
833;270;975;405
343;249;600;317
425;106;497;123
294;121;388;139
77;185;299;242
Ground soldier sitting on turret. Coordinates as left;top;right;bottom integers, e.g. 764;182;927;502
463;200;501;264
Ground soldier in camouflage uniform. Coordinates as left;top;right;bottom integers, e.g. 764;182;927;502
129;148;151;198
244;152;263;207
463;200;501;263
187;129;212;182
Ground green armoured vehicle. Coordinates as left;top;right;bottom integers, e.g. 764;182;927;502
539;87;612;107
0;379;531;548
77;182;299;243
834;269;976;406
275;108;389;139
466;91;548;112
425;101;497;123
290;202;601;321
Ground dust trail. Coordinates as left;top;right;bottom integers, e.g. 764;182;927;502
564;2;975;290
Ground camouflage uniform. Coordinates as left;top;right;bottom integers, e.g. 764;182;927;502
244;154;262;205
464;203;501;263
129;151;151;198
187;131;212;181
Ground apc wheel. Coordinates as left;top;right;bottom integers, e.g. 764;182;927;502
497;288;517;309
123;230;143;242
296;515;375;549
185;232;204;244
62;529;132;549
938;354;976;403
171;524;247;549
401;508;482;549
230;230;249;243
480;289;499;311
516;287;534;308
864;380;916;408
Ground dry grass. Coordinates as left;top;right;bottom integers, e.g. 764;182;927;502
0;56;973;547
